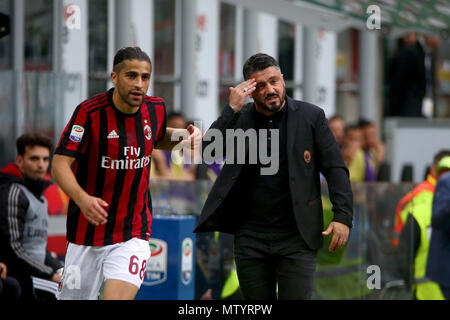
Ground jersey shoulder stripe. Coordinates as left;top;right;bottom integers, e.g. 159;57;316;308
82;93;109;112
81;92;106;106
85;98;109;114
145;96;165;104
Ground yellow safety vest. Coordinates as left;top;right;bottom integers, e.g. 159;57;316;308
213;232;240;299
407;191;445;300
221;267;239;299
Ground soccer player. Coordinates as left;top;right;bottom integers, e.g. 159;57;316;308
52;47;201;300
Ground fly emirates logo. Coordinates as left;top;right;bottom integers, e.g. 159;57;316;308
101;146;150;170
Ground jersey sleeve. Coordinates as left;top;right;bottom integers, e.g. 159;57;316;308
155;102;167;146
54;104;91;158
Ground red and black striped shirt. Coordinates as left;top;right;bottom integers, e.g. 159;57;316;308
55;88;166;246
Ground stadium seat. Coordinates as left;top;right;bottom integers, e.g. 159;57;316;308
400;164;414;182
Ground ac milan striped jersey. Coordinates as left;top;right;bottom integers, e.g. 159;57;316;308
55;88;166;246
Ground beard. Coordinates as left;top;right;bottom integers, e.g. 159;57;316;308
253;89;286;114
117;85;144;107
23;174;47;197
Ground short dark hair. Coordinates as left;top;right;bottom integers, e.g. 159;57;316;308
167;111;186;122
433;149;450;165
329;115;344;123
113;46;152;73
345;123;361;134
243;53;281;80
16;133;54;156
358;118;374;128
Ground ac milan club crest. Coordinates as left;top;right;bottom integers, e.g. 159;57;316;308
304;150;311;163
144;124;152;141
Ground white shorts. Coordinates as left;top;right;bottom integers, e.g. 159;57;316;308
57;238;150;300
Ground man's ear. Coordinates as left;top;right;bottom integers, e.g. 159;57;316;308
16;155;24;171
110;71;117;85
430;166;436;177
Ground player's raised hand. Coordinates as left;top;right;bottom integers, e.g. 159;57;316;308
229;78;256;112
177;124;203;164
186;124;202;150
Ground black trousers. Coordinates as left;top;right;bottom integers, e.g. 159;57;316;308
234;229;317;300
0;276;22;301
440;286;450;300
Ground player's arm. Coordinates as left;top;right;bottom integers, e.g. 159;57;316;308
155;125;202;152
51;154;108;226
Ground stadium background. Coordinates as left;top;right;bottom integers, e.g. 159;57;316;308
1;0;450;300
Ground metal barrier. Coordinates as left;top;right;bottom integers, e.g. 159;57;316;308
149;179;416;300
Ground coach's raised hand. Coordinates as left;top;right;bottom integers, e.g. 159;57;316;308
229;78;256;112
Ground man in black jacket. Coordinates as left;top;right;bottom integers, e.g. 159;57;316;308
0;133;62;300
389;34;439;117
194;53;353;300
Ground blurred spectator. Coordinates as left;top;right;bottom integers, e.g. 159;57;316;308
168;111;189;129
43;173;69;216
342;124;365;182
151;112;196;180
394;150;450;300
1;164;69;216
0;262;21;301
393;150;450;245
328;115;346;148
358;119;386;181
150;147;171;179
401;32;418;47
0;133;62;300
389;33;440;117
426;156;450;300
393;31;417;54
